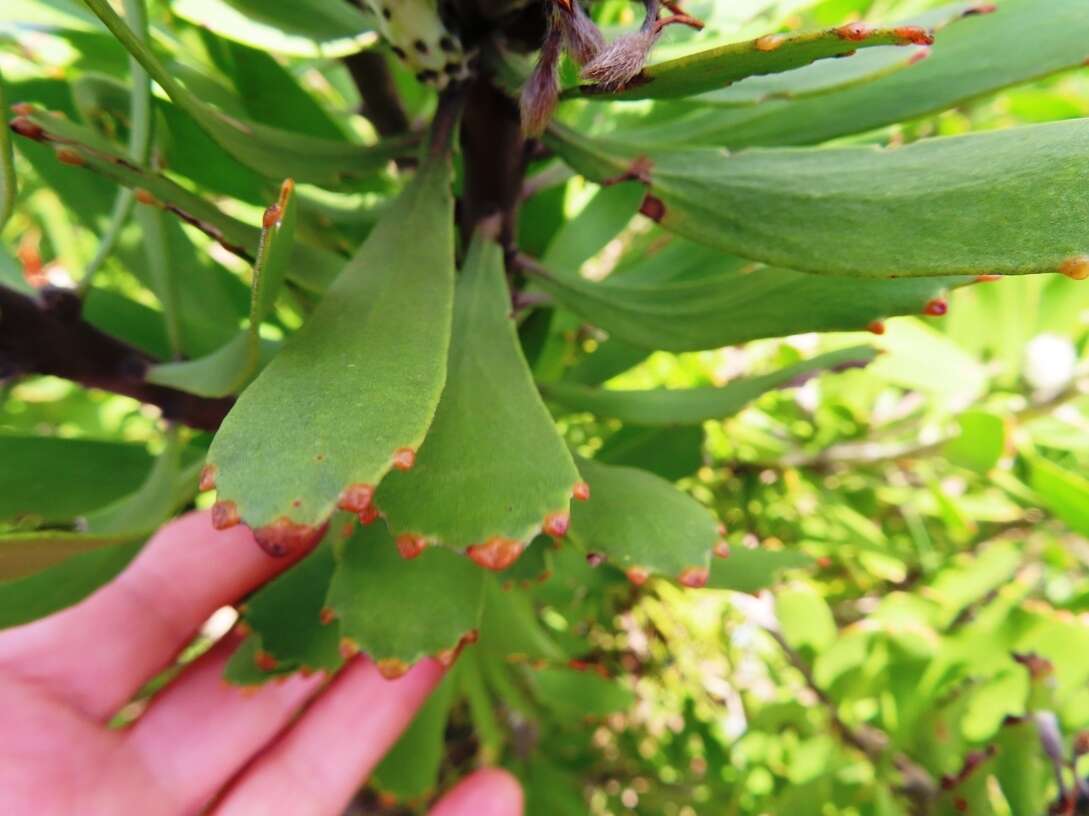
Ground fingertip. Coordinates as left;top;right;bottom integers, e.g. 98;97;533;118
430;768;524;816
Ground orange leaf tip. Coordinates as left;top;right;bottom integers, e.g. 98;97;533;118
199;464;218;492
376;658;410;680
395;534;427;560
467;538;524;571
626;566;650;586
211;500;240;530
754;34;784;52
923;298;948;317
572;481;591;501
679;566;710;589
1060;256;1089;281
254;650;279;672
392;447;416;471
866;320;886;336
252;518;326;558
714;541;731;559
543;512;570;539
337;483;375;514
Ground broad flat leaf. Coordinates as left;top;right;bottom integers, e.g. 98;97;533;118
0;433;154;523
564;339;649;386
529;240;966;352
376;236;578;557
568;457;717;584
630;0;1089;149
547;120;1089;279
597;425;703;481
149;179;297;397
1029;457;1089;537
776;584;837;653
0;531;139;581
227;529;343;683
570;23;932;101
707;547;814;592
83;0;412;186
0;68;15;229
0;538;141;630
530;667;635;719
692;2;983;107
207;156;454;553
992;717;1051;816
373;666;460;799
326;522;486;670
543;346;876;425
173;0;376;58
7;107;342;292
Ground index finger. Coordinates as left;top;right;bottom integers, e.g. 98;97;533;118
0;511;310;721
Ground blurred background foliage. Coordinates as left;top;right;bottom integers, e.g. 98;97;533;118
3;0;1089;814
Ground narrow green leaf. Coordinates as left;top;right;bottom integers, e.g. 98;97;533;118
479;578;566;664
1029;457;1089;537
83;0;413;186
568;457;717;584
207;157;454;552
528;240;965;352
6;107;342;292
0;538;142;630
327;522;486;670
541;182;645;272
377;235;578;560
548;120;1089;279
530;667;635;719
692;2;982;108
0;531;140;581
630;0;1089;149
372;666;460;799
149;179;297;397
173;0;377;58
597;425;703;481
0;68;15;230
570;23;932;101
544;346;877;425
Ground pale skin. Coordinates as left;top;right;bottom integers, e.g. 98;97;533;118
0;511;523;816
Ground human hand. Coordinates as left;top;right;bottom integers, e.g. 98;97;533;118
0;511;522;816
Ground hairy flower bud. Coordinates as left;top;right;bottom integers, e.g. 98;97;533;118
558;1;605;65
521;24;563;136
581;29;660;89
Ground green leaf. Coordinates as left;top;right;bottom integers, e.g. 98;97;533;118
376;235;578;560
207;157;454;553
478;578;566;664
776;584;837;653
326;522;486;672
597;425;703;481
547;120;1089;279
944;410;1007;474
7;106;342;292
543;346;877;426
0;538;142;630
149;179;297;397
570;23;932;101
0;68;16;230
528;240;965;352
373;666;460;799
173;0;376;58
0;530;139;581
228;527;344;682
82;0;412;186
1029;457;1089;537
568;456;717;584
631;0;1089;149
707;547;814;593
0;433;155;523
541;182;645;272
690;2;984;108
530;667;635;719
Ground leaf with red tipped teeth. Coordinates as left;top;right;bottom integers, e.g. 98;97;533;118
207;156;454;534
148;179;297;398
548;119;1089;280
567;457;716;584
82;0;414;187
543;346;877;426
326;522;486;666
568;23;933;101
372;666;460;799
376;234;578;554
225;526;345;686
529;238;967;353
639;0;1089;150
694;3;982;108
6;106;342;294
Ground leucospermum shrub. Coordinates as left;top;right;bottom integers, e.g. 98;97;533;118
3;0;1089;812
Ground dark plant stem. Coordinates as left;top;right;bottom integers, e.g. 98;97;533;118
0;285;232;431
343;51;411;138
459;74;528;251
